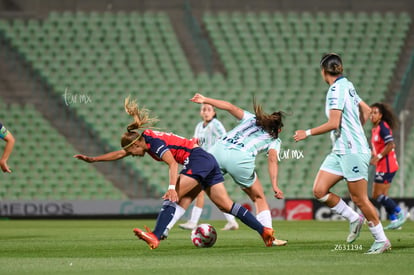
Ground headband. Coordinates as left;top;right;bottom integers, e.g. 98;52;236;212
122;135;141;150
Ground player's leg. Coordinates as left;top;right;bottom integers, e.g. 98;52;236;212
315;153;363;243
348;179;391;253
373;172;407;229
343;153;390;254
242;176;272;228
134;175;201;248
179;191;205;230
205;182;275;246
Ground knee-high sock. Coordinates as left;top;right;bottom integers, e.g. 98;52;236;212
256;210;272;228
223;212;236;223
152;200;176;239
377;195;401;220
166;204;186;230
189;206;203;224
230;203;264;234
368;221;388;242
331;199;360;223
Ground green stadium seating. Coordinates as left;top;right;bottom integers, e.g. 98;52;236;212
0;11;411;199
0;102;125;200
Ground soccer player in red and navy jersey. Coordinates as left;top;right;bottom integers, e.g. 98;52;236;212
370;103;408;229
74;97;277;249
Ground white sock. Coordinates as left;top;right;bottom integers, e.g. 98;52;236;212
368;222;388;242
189;206;203;224
166;204;186;230
223;212;236;223
256;210;272;228
331;199;359;223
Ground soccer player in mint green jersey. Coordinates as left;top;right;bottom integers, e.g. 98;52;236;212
294;53;390;254
179;103;239;231
189;93;287;246
0;122;15;173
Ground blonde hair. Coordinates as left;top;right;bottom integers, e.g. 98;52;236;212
124;96;159;132
121;96;159;149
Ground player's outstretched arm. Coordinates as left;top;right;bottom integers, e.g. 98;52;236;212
1;131;15;173
190;93;244;120
268;149;284;199
74;150;128;163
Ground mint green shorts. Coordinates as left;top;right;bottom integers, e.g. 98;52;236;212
208;143;256;188
320;152;370;181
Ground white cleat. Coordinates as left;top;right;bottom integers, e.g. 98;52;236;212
347;215;364;243
179;221;197;230
221;220;239;231
272;239;288;246
365;239;391;254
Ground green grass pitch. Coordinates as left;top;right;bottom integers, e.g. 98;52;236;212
0;219;413;275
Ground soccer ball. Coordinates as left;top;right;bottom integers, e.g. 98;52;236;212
191;223;217;248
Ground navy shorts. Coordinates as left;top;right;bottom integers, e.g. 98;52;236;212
180;147;224;189
374;171;397;184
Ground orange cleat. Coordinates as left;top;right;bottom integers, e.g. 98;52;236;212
133;226;160;250
261;227;275;247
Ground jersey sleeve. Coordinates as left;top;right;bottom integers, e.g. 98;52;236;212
147;138;169;159
327;83;345;111
240;110;255;122
267;138;281;153
213;119;226;138
379;121;394;144
0;123;9;139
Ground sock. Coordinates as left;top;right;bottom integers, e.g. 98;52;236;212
223;212;236;223
256;210;272;228
368;221;388;242
331;199;360;223
166;204;186;230
189;206;203;224
152;200;176;239
230;203;264;234
377;195;400;217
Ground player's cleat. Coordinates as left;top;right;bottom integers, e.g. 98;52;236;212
179;221;197;230
384;221;400;230
261;227;275;247
365;239;391;254
347;215;364;243
133;226;160;250
272;238;288;246
221;220;239;231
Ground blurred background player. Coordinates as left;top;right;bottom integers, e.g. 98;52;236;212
179;103;239;231
165;93;287;246
0;122;15;173
370;102;408;229
294;53;390;254
75;97;277;249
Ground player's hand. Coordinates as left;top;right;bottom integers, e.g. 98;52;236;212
0;159;11;173
73;154;95;163
162;189;179;202
274;187;284;199
190;93;205;104
293;130;307;142
370;156;379;165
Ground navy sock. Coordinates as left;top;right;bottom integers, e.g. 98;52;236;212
152;200;176;239
230;203;264;234
377;195;400;217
